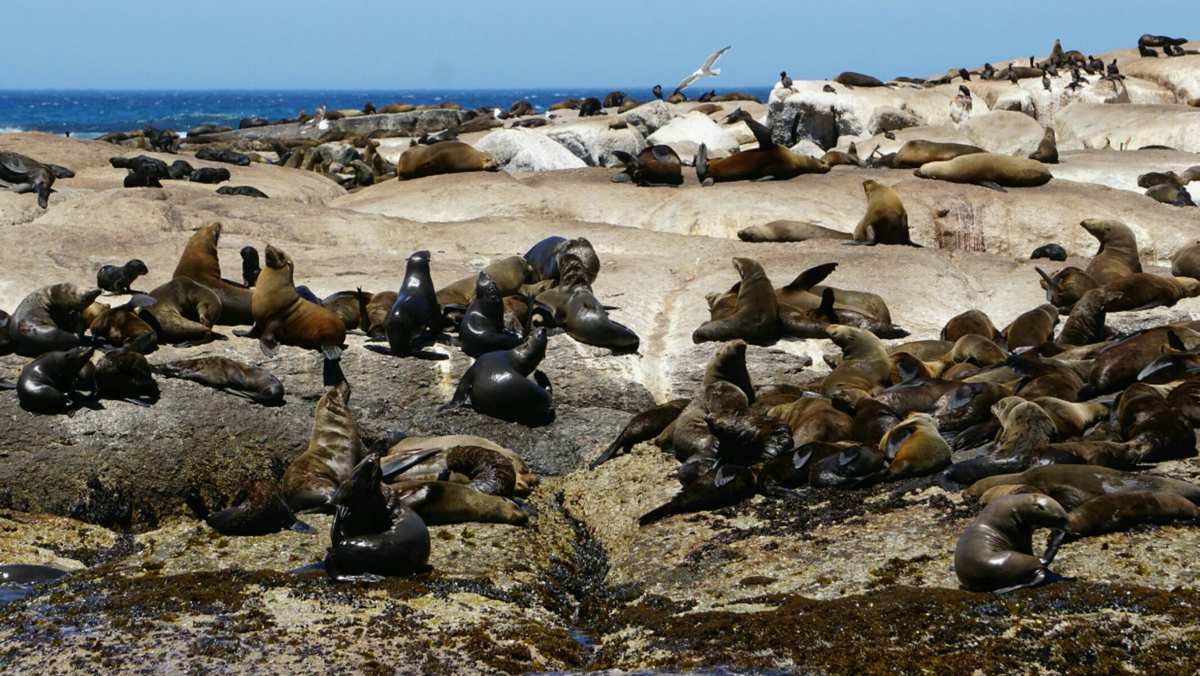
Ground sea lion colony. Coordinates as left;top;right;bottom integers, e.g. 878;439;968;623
2;32;1200;641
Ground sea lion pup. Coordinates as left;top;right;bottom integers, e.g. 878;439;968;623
914;153;1052;191
822;324;893;412
693;257;779;346
1054;289;1115;349
610;146;683;186
695;118;829;185
154;356;284;405
1002;304;1059;349
240;246;261;287
848;180;918;246
381;250;442;356
96;260;149;295
544;252;639;353
1031;244;1067;262
1028;128;1059;164
1036;266;1099;311
246;245;345;359
189;167;230;184
639;464;758;526
172;222;253;325
834;72;886;87
736;220;851;243
821;143;860;168
321;289;373;333
186;480;315;536
395;141;498;180
325;456;431;580
1101;273;1200;312
1146;182;1196;207
945;399;1060;484
84;297;158;352
441;327;554;426
1080;219;1141;285
893;140;985;169
7;283;102;357
436;256;533;307
880;413;951;479
0;151;55;208
364;291;396;338
15;347;96;413
954;494;1068;593
216;185;269;199
143;277;225;344
458;271;523;358
282;360;365;512
1067;492;1199;539
942;309;1000;342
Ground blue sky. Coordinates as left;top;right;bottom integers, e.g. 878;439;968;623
4;1;1196;89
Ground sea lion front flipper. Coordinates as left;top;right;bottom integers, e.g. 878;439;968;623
0;380;17;390
125;294;157;309
610;173;632;184
320;344;344;361
742;118;776;149
120;397;153;408
259;338;279;358
816;288;838;324
379;449;442;481
233;326;260;338
438;378;472;413
978;181;1008;193
782;262;839;292
1041;528;1066;566
288;518;317;535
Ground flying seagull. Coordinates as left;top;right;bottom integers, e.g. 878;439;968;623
674;46;731;95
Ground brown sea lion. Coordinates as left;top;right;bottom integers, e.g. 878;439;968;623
820;143;860;168
381;435;537;495
246;245;346;358
1171;241;1200;279
396;141;498;180
1036;266;1099;311
187;480;314;536
78;348;160;404
364;290;396;338
942;309;999;342
7;283;102;357
736;220;851;243
852;399;902;447
695;118;829;184
1080;219;1141;285
378;445;517;497
1084;327;1200;397
1002;304;1059;349
914;153;1052;191
946;398;1060;484
954;493;1068;593
322;289;373;332
1101;273;1200;312
435;256;533;306
1113;382;1196;463
154;356;284;405
880;413;951;478
1030;397;1108;439
850;180;917;246
610;146;683;187
590;398;690;468
1028;128;1059;164
144;277;225;344
1055;288;1114;346
822;324;893;412
893;140;985;168
968;465;1200;511
282;361;364;512
834;72;887;87
657;341;754;460
768;396;854;447
693;257;779;345
771;262;893;323
384;480;528;526
85;301;157;352
172;223;253;325
1067;492;1199;538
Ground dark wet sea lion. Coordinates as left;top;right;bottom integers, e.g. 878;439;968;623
1002;304;1059;349
396;141;498;180
216;185;269;198
696;118;828;184
546;253;639;353
143;277;225;344
382;250;442;355
591;398;690;468
850;180;917;246
442;327;554;426
1031;244;1067;261
240;246;261;287
694;257;779;345
954;494;1068;593
639;465;758;526
186;480;315;536
0;151;55;208
459;271;523;357
172;222;253;325
16;347;95;413
1056;288;1114;346
96;260;148;294
248;245;345;359
384;479;529;526
523;237;600;286
154;356;284;405
190;167;230;184
610;146;683;186
893;140;985;168
282;361;365;512
325;456;431;580
1080;219;1141;285
834;72;886;87
810;445;887;488
8;283;101;357
1113;382;1196;463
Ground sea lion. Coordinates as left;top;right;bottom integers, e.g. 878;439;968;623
441;327;554;426
7;283;102;357
378;434;538;496
809;444;888;488
240;246;260;287
282;360;365;512
537;252;638;353
168;159;195;180
459;271;523;358
76;347;157;406
768;396;855;447
1080;219;1141;285
590;399;691;469
1101;273;1200;312
436;256;533;307
1149;182;1198;207
1002;304;1059;349
1036;266;1099;311
364;291;396;339
969;465;1200;510
1031;244;1067;261
880;413;951;478
384;479;529;526
523;236;600;285
189;167;230;184
1028;128;1059;164
1085;327;1199;397
396;141;498;180
834;72;886;87
693;257;779;346
247;245;345;359
1067;492;1199;538
15;347;96;413
658;342;756;461
954;494;1068;593
942;309;999;342
381;250;443;356
779;287;908;340
639;465;758;526
172;222;253;325
186;480;314;536
695;118;829;184
85;299;158;352
96;260;148;294
736;220;851;243
893;140;985;169
322;289;372;333
154;356;284;405
0;151;55;208
822;324;893;412
1113;382;1196;463
915;153;1052;191
143;277;225;344
1056;288;1114;346
849;180;917;246
1031;397;1108;439
325;456;431;580
610;146;683;186
216;185;269;198
946;398;1060;484
196;147;251;166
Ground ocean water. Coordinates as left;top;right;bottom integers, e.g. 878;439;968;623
0;87;771;139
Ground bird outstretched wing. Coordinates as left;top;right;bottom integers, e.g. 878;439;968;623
703;46;732;72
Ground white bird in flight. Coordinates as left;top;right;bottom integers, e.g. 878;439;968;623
674;46;731;95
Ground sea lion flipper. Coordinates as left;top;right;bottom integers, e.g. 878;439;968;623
380;449;442;481
289;519;317;534
320;345;344;361
742;118;776;149
817;288;838;323
1167;330;1186;352
610;173;632;183
259;339;278;358
1041;528;1066;566
782;262;839;292
979;181;1008;193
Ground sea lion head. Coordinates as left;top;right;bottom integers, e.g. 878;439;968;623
34;174;52;210
474;271;501;302
511;327;548;372
240;246;259;264
835;445;885;478
703;380;750;417
407;250;432;267
1177;277;1200;298
731;257;766;283
1079;218;1134;248
125;259;149;276
862;179;881;196
1009;493;1069;530
202;222;222;247
263;245;293;271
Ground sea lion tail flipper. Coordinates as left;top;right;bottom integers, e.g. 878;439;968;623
817;288;838;323
1167;330;1186;352
742;117;776;148
695;144;709;184
782;262;839;292
638;501;677;526
322;357;346;387
320;345;343;361
979;181;1008;193
380;449;442;481
288;518;317;535
590;435;628;470
609;173;632;184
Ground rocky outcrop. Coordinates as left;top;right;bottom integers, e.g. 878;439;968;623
474;129;587;173
621;100;676;137
1054;102;1200;152
545;124;646;167
646;112;739;162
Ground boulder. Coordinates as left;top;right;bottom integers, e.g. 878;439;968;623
545;124;646;167
868;106;922;134
315;142;358;165
992;89;1037;118
960;111;1047;156
622;100;676;137
1054;102;1200;153
767;82;956;149
474;129;587;173
1123;53;1200;105
647;112;740;163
